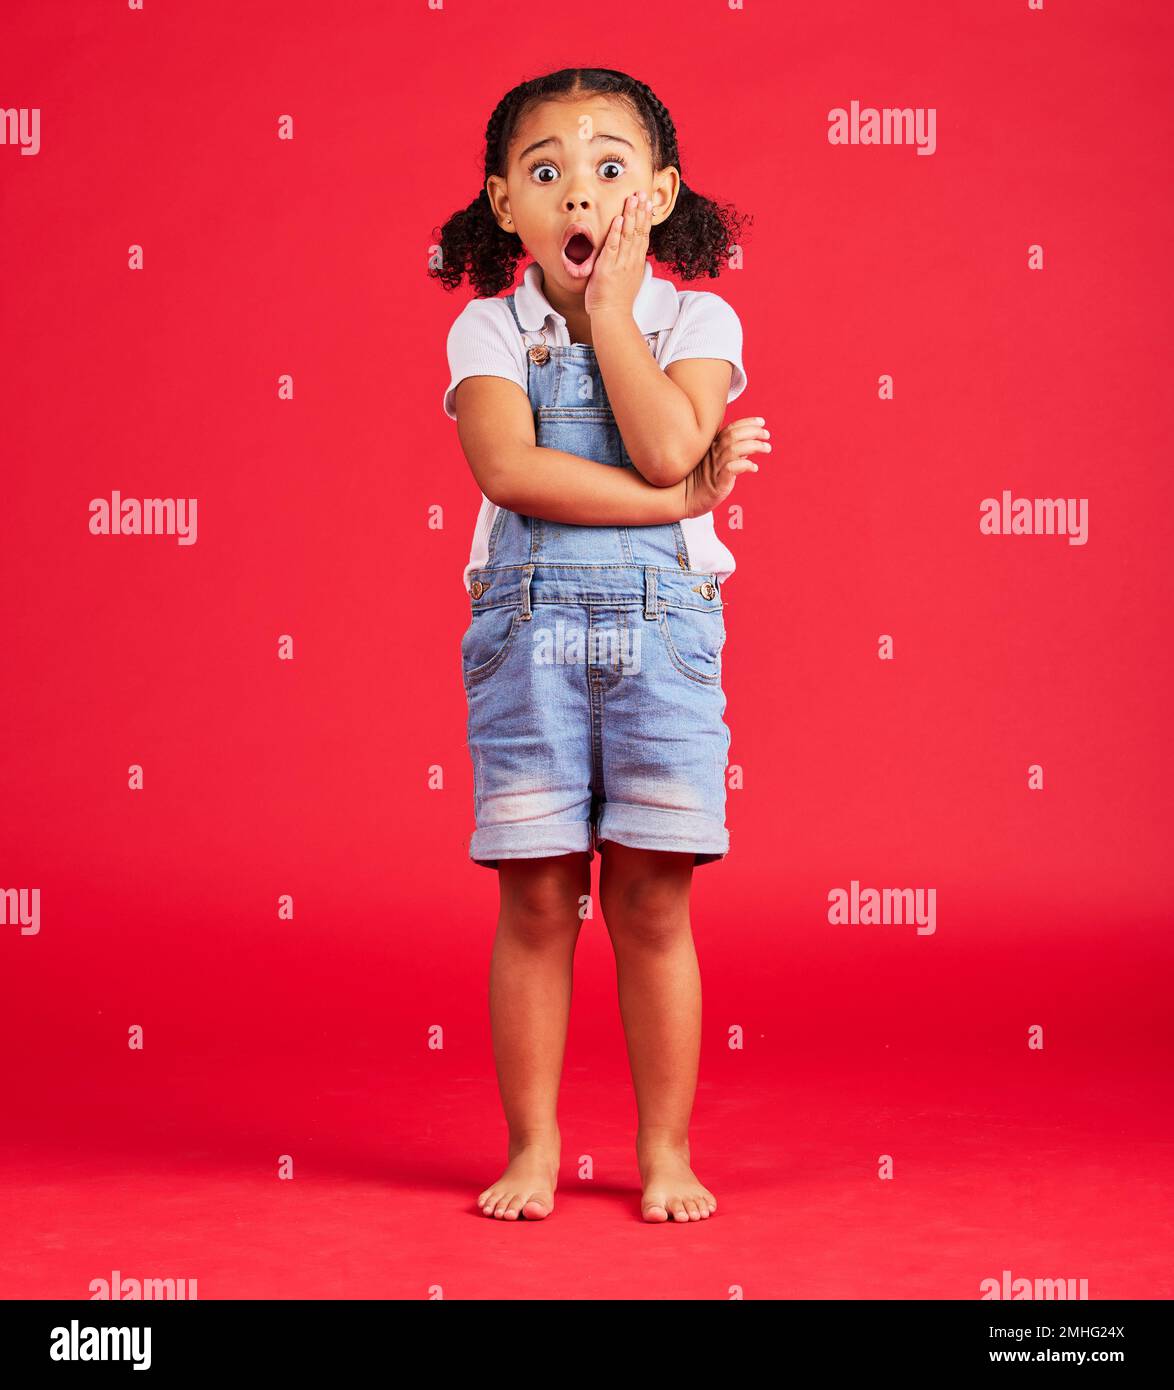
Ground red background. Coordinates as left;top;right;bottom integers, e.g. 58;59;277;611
2;0;1172;1298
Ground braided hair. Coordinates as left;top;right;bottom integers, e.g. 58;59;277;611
428;67;752;298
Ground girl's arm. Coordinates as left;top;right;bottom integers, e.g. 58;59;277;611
454;375;687;526
591;308;731;488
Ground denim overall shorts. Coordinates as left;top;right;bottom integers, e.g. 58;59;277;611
459;291;732;870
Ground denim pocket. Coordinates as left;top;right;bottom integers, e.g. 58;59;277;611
535;406;627;469
658;603;725;684
461;605;521;688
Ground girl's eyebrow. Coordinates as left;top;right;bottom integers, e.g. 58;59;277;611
516;132;636;162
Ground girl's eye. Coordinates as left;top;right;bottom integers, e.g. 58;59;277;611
524;153;629;183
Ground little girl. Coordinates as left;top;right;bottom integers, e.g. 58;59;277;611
431;67;769;1223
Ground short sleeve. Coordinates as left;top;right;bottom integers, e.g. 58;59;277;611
658;291;747;404
442;298;528;421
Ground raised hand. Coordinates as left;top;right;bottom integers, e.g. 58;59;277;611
584;192;653;320
683;416;770;519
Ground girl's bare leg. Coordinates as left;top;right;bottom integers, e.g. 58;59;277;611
599;841;718;1222
477;851;592;1219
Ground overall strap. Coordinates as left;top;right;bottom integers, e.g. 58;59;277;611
504;291;551;353
503;292;547;408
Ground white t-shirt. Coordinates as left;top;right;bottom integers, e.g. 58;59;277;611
443;260;747;593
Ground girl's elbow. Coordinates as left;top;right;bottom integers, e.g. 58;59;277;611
638;452;693;488
479;467;512;508
486;478;515;509
640;428;707;487
466;450;516;509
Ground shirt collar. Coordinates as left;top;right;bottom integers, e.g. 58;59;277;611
513;259;680;335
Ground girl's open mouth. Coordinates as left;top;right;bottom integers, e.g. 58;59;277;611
560;228;597;278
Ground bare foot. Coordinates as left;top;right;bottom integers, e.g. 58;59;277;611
477;1140;560;1220
639;1143;717;1223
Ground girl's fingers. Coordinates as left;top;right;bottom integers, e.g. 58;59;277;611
716;439;772;465
718;421;770;443
725;416;767;430
715;431;768;455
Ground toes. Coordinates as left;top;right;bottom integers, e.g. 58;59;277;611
641;1173;718;1223
506;1191;552;1220
645;1194;714;1221
480;1190;553;1220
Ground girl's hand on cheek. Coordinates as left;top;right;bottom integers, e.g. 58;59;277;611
585;192;652;319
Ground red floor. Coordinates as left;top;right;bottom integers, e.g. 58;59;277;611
2;1042;1170;1300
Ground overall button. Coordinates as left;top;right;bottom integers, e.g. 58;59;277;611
701;582;717;600
470;580;485;598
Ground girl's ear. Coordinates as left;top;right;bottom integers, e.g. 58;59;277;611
651;166;681;225
485;175;512;232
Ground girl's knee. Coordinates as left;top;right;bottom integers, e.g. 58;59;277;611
599;847;693;940
498;854;591;936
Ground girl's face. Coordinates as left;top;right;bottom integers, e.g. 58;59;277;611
486;95;679;297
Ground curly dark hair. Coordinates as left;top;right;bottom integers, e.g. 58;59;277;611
428;66;752;299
